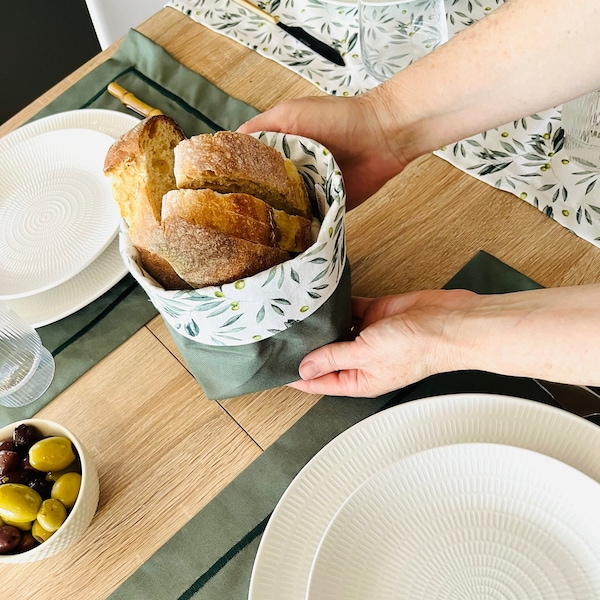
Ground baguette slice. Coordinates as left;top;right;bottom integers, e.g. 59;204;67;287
162;216;289;289
162;189;276;247
162;189;313;253
174;131;312;219
104;115;189;290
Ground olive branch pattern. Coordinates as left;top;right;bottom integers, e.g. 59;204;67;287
169;0;504;95
437;108;600;244
123;133;346;346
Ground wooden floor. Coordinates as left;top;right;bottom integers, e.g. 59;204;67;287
0;0;100;124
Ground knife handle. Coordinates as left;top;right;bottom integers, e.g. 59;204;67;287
107;82;163;118
231;0;279;24
534;379;600;418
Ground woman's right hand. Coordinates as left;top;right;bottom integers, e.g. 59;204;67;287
237;93;407;210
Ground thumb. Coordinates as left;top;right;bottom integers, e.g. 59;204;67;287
298;340;359;380
236;114;267;134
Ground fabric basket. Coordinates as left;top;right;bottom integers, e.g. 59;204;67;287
121;132;350;399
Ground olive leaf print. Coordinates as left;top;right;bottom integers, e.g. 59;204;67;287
437;106;600;247
170;0;507;95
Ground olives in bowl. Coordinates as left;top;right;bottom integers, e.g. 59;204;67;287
0;419;99;563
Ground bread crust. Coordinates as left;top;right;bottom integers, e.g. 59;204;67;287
162;216;289;288
104;115;185;223
106;120;313;290
162;189;277;247
163;188;313;253
104;115;189;289
174;131;312;219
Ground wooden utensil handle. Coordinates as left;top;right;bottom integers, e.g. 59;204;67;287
231;0;278;24
107;82;163;117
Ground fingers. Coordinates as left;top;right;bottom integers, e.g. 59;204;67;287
236;113;278;134
353;291;428;329
287;370;368;397
351;296;376;320
298;340;359;380
290;339;383;397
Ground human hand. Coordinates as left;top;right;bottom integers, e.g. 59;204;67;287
237;94;407;210
288;290;476;397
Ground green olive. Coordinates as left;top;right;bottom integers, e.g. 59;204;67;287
36;499;67;533
0;484;42;523
44;458;81;482
51;472;81;510
28;437;75;472
31;520;54;544
2;517;32;531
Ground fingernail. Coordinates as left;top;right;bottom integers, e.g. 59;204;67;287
299;361;320;380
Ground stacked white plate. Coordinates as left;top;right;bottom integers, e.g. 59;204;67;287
248;393;600;600
0;109;140;327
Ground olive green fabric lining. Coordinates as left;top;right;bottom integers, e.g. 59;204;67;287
109;250;557;600
168;261;352;400
0;29;260;427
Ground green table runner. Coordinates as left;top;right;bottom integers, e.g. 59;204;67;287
0;29;260;428
109;250;562;600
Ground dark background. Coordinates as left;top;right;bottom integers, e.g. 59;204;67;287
0;0;101;124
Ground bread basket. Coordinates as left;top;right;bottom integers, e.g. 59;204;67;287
120;132;350;399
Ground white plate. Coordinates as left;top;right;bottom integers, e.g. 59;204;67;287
0;128;120;299
249;393;600;600
4;236;125;328
0;109;140;325
307;443;600;600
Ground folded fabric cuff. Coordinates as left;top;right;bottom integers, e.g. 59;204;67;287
167;260;352;400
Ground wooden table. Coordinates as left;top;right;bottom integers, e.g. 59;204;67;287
1;7;599;598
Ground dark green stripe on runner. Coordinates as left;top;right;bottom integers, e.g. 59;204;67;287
51;280;139;356
81;66;225;132
177;513;272;600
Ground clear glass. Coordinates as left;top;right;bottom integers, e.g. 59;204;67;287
359;0;448;83
0;303;55;407
562;90;600;170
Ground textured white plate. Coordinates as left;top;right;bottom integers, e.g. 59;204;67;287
5;236;124;328
307;443;600;600
0;128;119;299
249;393;600;600
0;109;139;324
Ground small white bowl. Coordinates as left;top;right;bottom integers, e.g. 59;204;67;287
0;419;99;563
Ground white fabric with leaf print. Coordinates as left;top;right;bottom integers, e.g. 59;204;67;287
167;0;600;248
120;132;346;346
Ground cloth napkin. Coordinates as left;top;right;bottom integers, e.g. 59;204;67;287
0;29;261;427
169;0;600;249
109;249;562;600
168;0;505;96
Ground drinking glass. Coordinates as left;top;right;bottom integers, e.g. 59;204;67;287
562;90;600;170
359;0;448;83
0;303;55;407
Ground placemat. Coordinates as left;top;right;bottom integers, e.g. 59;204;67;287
169;0;600;249
0;29;260;427
109;249;562;600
